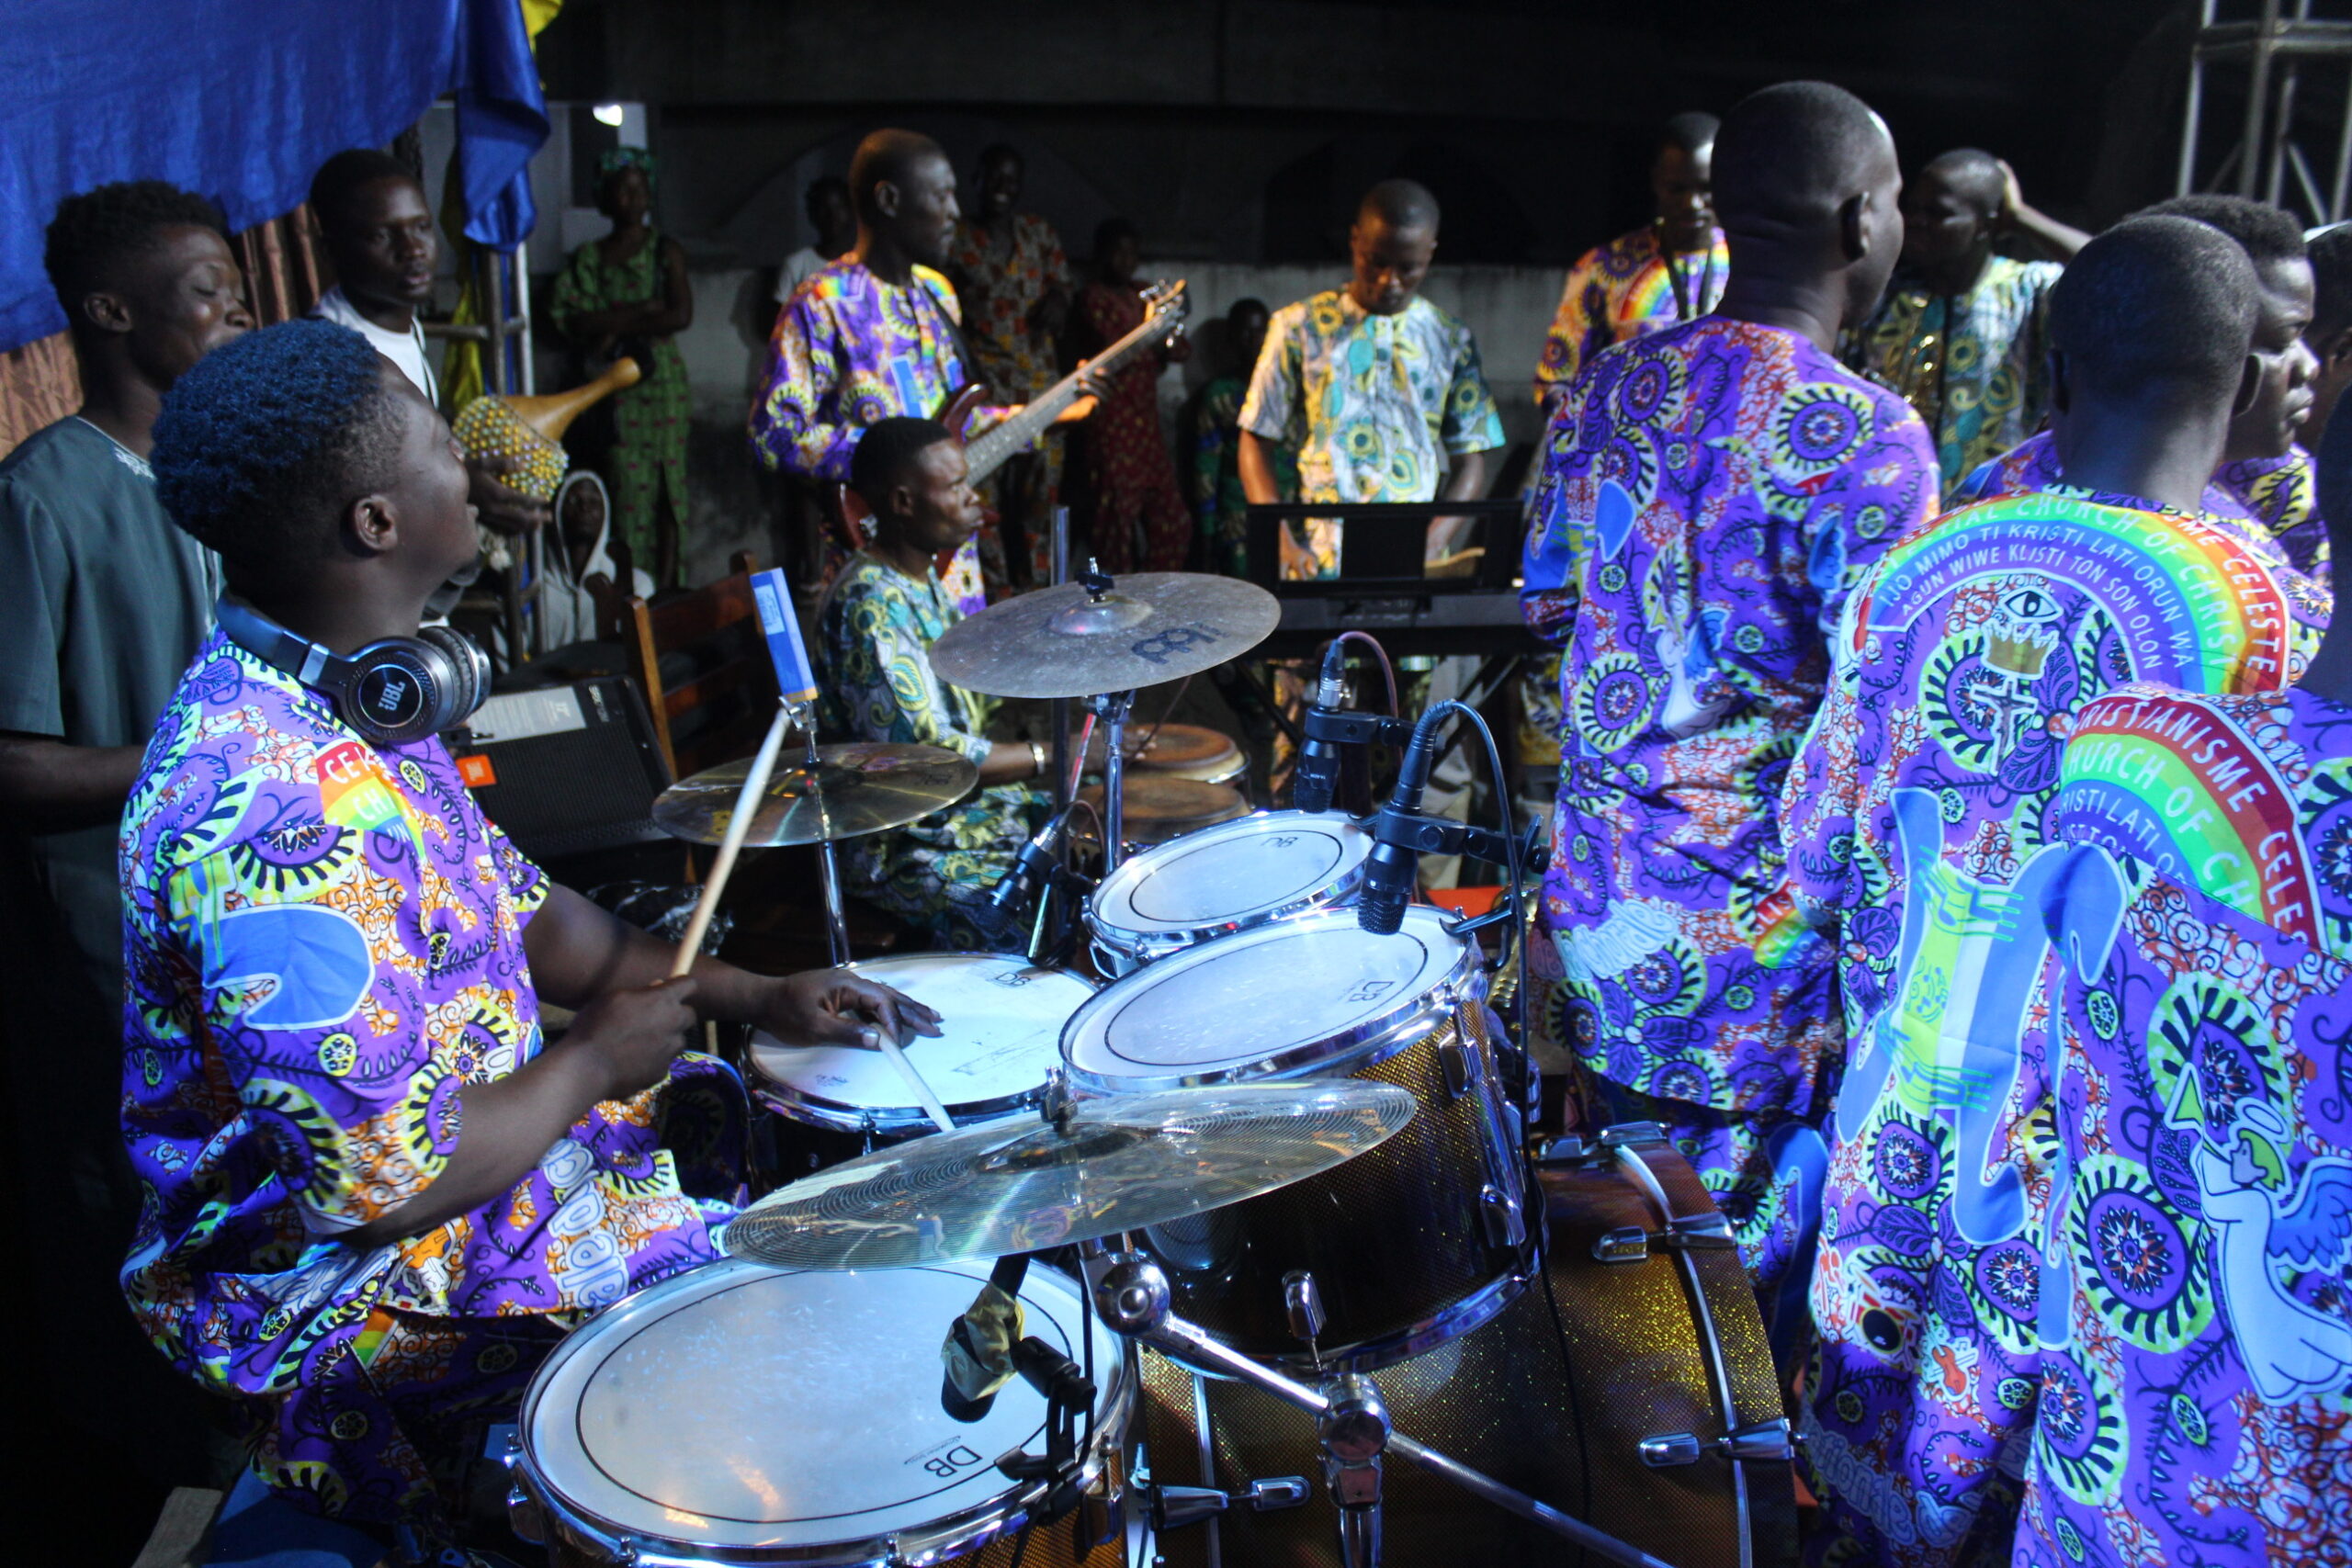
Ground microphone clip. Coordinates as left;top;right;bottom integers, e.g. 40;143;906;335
1300;706;1413;752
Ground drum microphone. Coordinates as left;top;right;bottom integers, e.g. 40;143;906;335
1292;645;1351;815
941;1253;1031;1422
1356;714;1442;935
974;808;1073;950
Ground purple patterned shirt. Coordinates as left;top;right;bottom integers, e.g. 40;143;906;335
1521;315;1938;1124
2021;683;2352;1566
119;632;722;1401
1779;488;2331;1564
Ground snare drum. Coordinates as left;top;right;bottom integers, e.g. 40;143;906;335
510;1257;1133;1567
751;953;1096;1175
1130;722;1247;787
1136;1129;1797;1568
1061;906;1525;1368
1085;810;1371;975
1077;775;1248;848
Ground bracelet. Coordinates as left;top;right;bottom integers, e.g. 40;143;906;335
1028;739;1048;779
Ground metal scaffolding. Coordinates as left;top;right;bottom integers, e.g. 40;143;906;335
2178;0;2352;224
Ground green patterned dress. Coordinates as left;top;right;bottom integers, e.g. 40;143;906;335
548;229;692;577
817;553;1047;947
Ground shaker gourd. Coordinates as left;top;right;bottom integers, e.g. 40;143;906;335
451;355;645;501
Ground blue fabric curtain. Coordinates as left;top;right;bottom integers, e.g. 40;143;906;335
0;0;548;354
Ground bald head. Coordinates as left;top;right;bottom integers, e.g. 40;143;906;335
850;128;959;272
2052;216;2256;408
1712;81;1903;334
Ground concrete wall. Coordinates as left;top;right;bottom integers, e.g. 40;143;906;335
649;259;1566;584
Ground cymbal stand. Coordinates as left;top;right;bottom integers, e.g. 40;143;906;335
1082;1250;1678;1568
1090;688;1136;873
787;698;853;967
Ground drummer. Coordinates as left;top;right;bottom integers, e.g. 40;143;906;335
820;416;1099;947
121;321;938;1566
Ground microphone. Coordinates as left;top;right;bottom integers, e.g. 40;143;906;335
1357;715;1440;934
942;1253;1031;1422
973;808;1072;950
1292;644;1350;815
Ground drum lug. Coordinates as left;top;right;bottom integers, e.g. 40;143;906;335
1641;1418;1796;1468
1532;1133;1602;1168
1245;1475;1312;1510
1152;1475;1312;1532
503;1486;544;1547
1477;1183;1525;1249
1594;1212;1735;1264
1438;1040;1476;1099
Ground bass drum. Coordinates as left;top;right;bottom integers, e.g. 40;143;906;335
1136;1128;1797;1568
512;1258;1131;1567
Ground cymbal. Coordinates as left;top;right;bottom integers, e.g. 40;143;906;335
651;742;978;847
928;571;1280;698
726;1081;1416;1270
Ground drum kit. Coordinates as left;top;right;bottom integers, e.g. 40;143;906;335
516;567;1798;1567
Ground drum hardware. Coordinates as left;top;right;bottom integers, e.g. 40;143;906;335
1149;1478;1311;1530
1477;1185;1525;1249
927;568;1281;702
1082;809;1373;976
1637;1421;1797;1471
990;1336;1100;1531
1591;1212;1736;1265
1082;1247;1677;1568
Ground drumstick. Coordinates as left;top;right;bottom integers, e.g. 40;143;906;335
874;1031;957;1134
670;705;793;979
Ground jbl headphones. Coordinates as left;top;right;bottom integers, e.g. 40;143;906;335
216;599;490;747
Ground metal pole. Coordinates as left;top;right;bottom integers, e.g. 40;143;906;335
2179;0;2216;195
1096;689;1135;873
2241;0;2284;197
484;248;509;396
2332;57;2352;220
1051;506;1072;814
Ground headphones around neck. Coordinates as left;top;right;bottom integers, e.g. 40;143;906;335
216;599;490;747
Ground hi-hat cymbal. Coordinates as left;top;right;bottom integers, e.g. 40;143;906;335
652;742;978;847
928;571;1280;698
726;1081;1416;1270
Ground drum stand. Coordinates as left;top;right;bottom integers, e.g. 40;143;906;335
1091;687;1136;873
1080;1246;1678;1568
786;698;854;967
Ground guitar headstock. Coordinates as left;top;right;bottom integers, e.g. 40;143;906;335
1142;278;1191;338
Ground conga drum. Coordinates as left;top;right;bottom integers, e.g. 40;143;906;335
1129;722;1247;788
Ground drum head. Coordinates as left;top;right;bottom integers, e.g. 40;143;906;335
1087;811;1370;944
1062;906;1474;1090
521;1258;1124;1556
751;954;1096;1130
1130;722;1238;773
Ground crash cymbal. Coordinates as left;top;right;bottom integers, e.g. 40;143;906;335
928;571;1280;698
652;742;978;847
726;1081;1416;1270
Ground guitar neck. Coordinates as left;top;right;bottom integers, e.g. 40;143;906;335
961;292;1181;484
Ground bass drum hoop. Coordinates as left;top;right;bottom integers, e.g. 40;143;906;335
511;1261;1136;1568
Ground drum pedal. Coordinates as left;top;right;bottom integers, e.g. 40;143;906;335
1639;1418;1796;1468
1591;1212;1735;1264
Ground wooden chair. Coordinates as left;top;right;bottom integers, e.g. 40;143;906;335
621;549;778;781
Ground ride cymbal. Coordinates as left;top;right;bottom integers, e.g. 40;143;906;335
928;571;1279;698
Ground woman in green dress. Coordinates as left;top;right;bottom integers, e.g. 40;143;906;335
549;147;694;584
818;417;1087;949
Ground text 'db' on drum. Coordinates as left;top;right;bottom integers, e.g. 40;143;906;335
750;953;1097;1176
510;1257;1131;1567
1061;906;1527;1370
1136;1126;1797;1568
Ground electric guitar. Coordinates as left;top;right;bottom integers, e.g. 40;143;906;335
836;279;1191;545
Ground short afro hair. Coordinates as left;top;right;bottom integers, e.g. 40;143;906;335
851;129;949;215
309;148;417;234
2136;194;2307;266
2049;215;2258;408
1713;81;1891;231
2307;222;2352;342
153;320;405;568
849;416;956;512
1920;149;2007;219
44;180;225;318
1358;178;1440;234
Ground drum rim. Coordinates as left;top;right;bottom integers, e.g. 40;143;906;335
1084;809;1372;953
1061;905;1482;1092
513;1256;1135;1566
750;955;1097;1134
